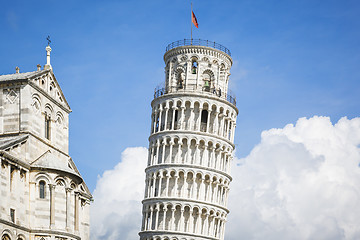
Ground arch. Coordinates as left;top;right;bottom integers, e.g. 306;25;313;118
56;111;64;125
55;178;66;187
35;172;51;184
16;234;26;240
201;69;215;92
1;234;11;240
191;57;198;74
44;103;53;115
31;94;41;113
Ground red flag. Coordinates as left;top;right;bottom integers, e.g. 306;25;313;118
192;11;199;28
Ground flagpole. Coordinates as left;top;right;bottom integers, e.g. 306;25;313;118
191;2;193;45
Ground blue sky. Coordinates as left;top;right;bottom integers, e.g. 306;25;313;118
1;0;360;192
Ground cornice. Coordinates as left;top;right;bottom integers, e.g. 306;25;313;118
145;163;232;181
164;45;232;66
149;130;235;150
142;197;229;213
0;218;81;240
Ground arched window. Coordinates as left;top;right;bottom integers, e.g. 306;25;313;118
174;110;178;130
39;180;46;199
200;110;208;132
177;71;184;89
45;115;51;140
1;234;11;240
203;73;211;92
191;59;198;74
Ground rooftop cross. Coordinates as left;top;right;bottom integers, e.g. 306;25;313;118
47;35;51;46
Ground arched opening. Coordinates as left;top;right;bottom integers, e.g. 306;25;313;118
39;180;46;199
173;110;179;130
191;59;198;74
45;115;51;140
177;71;184;89
200;110;208;132
2;234;11;240
203;73;211;92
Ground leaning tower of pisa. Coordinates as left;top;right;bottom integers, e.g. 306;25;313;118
139;39;238;240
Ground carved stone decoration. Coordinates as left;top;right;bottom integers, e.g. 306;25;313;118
180;55;188;61
6;89;18;103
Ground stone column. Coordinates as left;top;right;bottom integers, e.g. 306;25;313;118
155;204;160;230
155;140;160;164
164;106;169;130
161;206;167;230
147;146;152;166
209;147;215;168
213;111;219;134
176;142;182;163
161;139;166;164
158;108;163;131
74;192;80;232
165;173;170;197
152;111;158;133
174;175;179;197
219;115;224;137
169;141;174;163
186;142;192;164
150;112;155;134
189;107;194;130
149;206;154;230
197;108;203;131
199;178;205;200
203;144;209;167
158;173;163;197
180;107;185;130
194;143;200;165
144;178;149;198
206;109;211;133
182;175;188;198
151;175;156;197
65;187;71;230
189;209;194;233
195;212;201;234
221;219;227;240
142;207;148;230
170;208;176;231
203;214;209;235
179;208;185;232
49;184;56;228
171;107;176;130
216;149;221;170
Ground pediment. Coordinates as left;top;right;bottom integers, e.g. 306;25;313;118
29;70;71;111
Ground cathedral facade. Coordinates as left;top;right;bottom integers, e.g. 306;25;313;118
139;39;237;240
0;46;91;240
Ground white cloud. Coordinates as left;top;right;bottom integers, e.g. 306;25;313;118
90;147;147;240
90;116;360;240
227;116;360;240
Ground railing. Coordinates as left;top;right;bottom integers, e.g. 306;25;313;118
154;84;237;106
166;39;231;56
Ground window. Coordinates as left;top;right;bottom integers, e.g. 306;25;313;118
45;115;51;140
2;234;11;240
203;73;211;92
10;208;15;223
200;110;208;132
39;180;46;199
191;59;198;74
10;166;15;192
